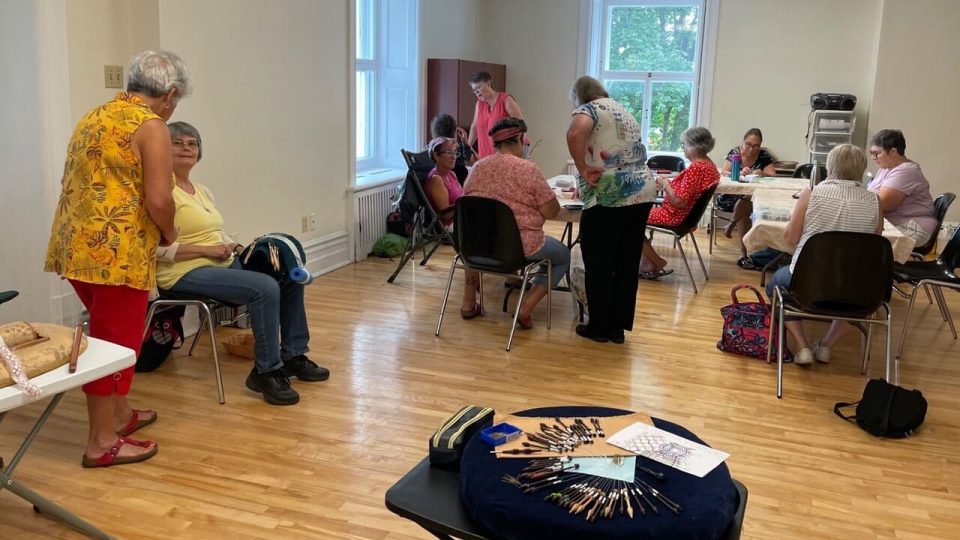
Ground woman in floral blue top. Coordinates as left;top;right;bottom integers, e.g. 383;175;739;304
566;76;657;344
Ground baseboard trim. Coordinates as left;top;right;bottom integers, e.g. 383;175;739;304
303;230;352;276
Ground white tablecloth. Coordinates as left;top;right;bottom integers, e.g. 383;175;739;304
716;176;810;196
742;189;917;263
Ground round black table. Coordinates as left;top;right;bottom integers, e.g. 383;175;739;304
459;406;739;540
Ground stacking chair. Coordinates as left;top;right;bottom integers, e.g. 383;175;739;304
910;193;956;260
646;155;686;173
386;149;456;283
766;232;894;398
793;163;827;185
142;290;247;404
892;224;960;360
436;196;552;351
647;185;718;294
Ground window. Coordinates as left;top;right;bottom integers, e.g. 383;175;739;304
354;0;418;177
584;0;711;153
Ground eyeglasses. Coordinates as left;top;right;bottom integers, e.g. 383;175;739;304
437;150;456;157
742;142;762;149
172;139;200;149
869;149;884;158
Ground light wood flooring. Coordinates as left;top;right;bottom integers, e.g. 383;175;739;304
1;225;958;539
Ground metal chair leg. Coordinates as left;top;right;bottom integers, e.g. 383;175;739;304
197;302;225;404
884;303;895;384
675;238;698;294
861;323;873;375
690;232;708;281
709;206;716;254
435;256;459;336
507;266;534;351
777;298;785;399
933;286;957;338
923;282;934;304
766;291;777;364
188;307;207;357
546;261;552;330
896;286;921;359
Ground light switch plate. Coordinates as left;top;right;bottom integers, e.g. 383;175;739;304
104;65;123;88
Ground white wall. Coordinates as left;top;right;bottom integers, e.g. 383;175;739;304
868;0;960;222
483;0;582;177
420;0;482;63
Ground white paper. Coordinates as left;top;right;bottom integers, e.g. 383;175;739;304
606;422;729;478
569;457;635;482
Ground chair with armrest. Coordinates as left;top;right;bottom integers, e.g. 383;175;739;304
142;290;247;404
647;185;718;294
435;196;552;351
892;224;960;360
387;149;457;283
766;232;895;398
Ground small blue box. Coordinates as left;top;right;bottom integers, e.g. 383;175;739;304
480;423;523;446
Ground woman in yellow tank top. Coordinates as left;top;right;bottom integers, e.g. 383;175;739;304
44;50;190;468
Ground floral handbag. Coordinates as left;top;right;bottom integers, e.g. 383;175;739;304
717;285;792;362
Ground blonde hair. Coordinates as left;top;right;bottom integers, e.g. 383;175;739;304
826;144;868;181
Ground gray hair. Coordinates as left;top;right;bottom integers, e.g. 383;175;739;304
826;143;867;181
126;50;193;102
168;121;203;160
682;126;715;155
570;76;608;106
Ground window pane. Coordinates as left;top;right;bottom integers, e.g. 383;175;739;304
648;81;693;152
356;0;374;60
604;80;645;127
606;5;699;73
356;70;373;160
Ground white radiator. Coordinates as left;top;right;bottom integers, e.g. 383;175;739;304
353;180;403;260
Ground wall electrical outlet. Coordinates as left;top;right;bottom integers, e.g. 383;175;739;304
104;65;124;88
309;213;318;231
301;215;309;233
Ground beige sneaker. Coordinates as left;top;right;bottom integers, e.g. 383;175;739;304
795;348;814;365
813;342;831;364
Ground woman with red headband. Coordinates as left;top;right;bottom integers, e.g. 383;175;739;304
461;118;568;327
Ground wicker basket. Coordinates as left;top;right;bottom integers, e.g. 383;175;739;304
221;333;256;359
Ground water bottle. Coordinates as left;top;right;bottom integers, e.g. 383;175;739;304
730;150;742;182
289;266;314;285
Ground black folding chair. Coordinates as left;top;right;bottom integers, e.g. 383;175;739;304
647;154;686;173
436;197;552;351
893;224;960;360
911;192;956;260
793;163;828;185
647;185;718;294
387;149;456;283
767;232;894;398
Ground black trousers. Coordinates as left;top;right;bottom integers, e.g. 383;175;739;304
579;203;653;335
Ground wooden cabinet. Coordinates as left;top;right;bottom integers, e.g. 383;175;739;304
426;59;506;141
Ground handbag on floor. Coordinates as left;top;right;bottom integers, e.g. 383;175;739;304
717;285;792;361
834;379;927;438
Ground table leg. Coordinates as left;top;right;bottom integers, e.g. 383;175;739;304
0;393;115;539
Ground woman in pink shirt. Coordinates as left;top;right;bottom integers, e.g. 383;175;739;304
425;137;464;231
467;71;525;159
867;129;937;245
462;118;569;328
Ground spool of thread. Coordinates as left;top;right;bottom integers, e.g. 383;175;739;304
289;266;314;285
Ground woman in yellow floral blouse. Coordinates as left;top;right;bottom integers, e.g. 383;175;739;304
44;50;190;468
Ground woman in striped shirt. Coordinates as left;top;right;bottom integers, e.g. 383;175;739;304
765;144;883;366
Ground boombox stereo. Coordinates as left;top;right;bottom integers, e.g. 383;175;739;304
810;93;857;111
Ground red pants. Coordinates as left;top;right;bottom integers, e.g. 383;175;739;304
69;280;148;396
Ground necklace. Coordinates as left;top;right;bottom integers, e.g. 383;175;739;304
177;178;212;214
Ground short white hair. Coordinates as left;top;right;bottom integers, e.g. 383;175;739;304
126;50;193;101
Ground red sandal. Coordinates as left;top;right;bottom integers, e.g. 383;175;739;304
81;437;158;468
118;409;158;437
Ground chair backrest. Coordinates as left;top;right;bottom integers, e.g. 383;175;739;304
789;231;893;315
670;184;719;236
914;192;957;256
938;221;960;269
454;196;526;273
647;155;686;173
399;148;439;221
793;163;827;182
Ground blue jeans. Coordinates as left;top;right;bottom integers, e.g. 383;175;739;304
766;266;799;321
170;259;309;373
529;236;570;288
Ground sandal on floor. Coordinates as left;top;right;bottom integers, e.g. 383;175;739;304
81;437;158;468
516;314;533;330
118;409;158;437
737;256;759;270
460;305;482;319
639;268;674;280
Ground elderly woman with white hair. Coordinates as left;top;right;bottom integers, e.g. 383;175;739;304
766;144;883;366
45;50;189;467
638;126;720;279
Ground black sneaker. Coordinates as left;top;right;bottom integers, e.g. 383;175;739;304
245;367;300;405
575;324;608;343
280;355;330;382
608;329;625;344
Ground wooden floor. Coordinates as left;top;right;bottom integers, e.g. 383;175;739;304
2;225;958;539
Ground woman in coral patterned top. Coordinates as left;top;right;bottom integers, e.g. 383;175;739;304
639;127;720;279
462;118;569;329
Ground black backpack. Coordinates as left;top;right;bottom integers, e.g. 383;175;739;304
834;378;927;438
136;305;185;372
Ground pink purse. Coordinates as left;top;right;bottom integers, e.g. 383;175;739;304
717;285;792;362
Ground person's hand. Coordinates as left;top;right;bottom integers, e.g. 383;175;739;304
741;167;754;176
159;228;177;247
206;244;233;260
227;243;243;255
655;176;668;190
578;165;604;186
455;127;468;142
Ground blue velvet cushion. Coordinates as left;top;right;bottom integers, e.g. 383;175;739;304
459;406;738;540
